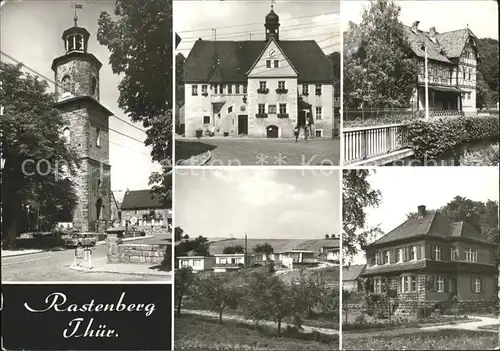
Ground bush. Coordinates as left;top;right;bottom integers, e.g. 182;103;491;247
405;116;500;159
460;143;499;166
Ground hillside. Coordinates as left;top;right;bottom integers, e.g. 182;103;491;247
208;238;339;254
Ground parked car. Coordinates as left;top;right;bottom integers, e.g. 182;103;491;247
125;230;146;238
64;233;97;248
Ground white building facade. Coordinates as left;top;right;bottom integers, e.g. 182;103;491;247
183;7;334;138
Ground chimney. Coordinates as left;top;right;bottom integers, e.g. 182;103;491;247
417;205;426;216
412;21;420;32
429;26;437;40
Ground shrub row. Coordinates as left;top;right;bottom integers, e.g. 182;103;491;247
404;115;500;159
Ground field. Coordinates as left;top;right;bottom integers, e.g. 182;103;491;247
208;238;337;254
343;329;498;350
175;314;339;351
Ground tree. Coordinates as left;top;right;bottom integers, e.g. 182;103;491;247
194;273;241;323
476;38;499;107
325;234;330;239
343;0;418;108
292;271;327;317
174;226;184;242
253;243;274;254
176;53;186;108
222;245;244;254
328;51;341;80
174;267;195;317
242;273;297;335
97;0;173;201
148;166;172;208
0;62;79;248
342;170;383;260
175;235;211;261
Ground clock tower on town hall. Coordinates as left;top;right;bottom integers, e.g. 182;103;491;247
51;10;112;232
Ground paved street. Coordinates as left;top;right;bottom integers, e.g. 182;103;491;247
1;236;169;282
176;138;340;166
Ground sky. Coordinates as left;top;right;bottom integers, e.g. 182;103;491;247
349;167;500;264
175;168;341;239
174;0;341;57
341;0;499;39
0;1;161;200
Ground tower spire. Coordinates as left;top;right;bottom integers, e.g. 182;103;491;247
72;4;83;27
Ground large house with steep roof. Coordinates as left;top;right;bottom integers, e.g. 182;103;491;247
362;205;497;313
405;21;478;116
182;7;335;138
120;189;172;232
345;20;478;115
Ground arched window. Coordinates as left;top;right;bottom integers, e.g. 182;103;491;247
67;35;75;52
96;128;101;147
76;35;84;51
91;77;97;96
63;127;71;143
62;75;71;93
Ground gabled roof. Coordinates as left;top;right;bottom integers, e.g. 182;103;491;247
403;26;451;63
403;26;477;63
368;209;490;247
342;264;366;281
121;189;171;210
245;36;298;75
435;28;477;58
184;39;333;83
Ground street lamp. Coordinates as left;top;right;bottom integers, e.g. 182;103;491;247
421;44;429;120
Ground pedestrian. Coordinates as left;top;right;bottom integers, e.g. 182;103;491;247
294;125;300;142
304;119;310;143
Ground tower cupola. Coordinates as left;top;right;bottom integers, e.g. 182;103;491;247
265;4;280;41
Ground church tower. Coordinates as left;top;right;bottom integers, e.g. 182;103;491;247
51;8;112;232
265;5;280;41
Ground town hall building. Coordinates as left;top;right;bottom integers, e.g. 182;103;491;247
182;6;335;138
52;14;113;232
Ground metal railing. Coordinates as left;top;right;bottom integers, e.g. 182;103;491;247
344;108;464;123
343;123;410;163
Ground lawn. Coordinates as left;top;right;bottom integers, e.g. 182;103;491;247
343;329;498;350
175;314;339;351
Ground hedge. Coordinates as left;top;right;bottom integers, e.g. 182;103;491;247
404;116;499;159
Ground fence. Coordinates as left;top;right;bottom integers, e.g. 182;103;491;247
343;123;410;163
343;108;464;122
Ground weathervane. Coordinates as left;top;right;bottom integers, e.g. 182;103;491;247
72;4;83;27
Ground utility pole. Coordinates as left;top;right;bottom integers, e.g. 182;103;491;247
244;232;248;268
423;45;429;120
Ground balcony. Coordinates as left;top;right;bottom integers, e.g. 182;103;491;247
257;88;269;94
276;88;288;95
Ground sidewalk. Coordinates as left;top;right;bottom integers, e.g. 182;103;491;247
183;309;339;335
1;249;44;257
343;316;499;339
177;150;211;166
70;256;172;279
1;235;155;258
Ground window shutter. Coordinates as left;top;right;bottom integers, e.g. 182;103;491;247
480;278;484;294
430;245;435;259
433;276;438;292
404;247;408;262
444;277;449;292
417;245;421;260
470;277;474;293
390;250;395;263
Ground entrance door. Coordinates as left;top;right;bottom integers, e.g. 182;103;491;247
267;125;279;138
238;115;248;135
